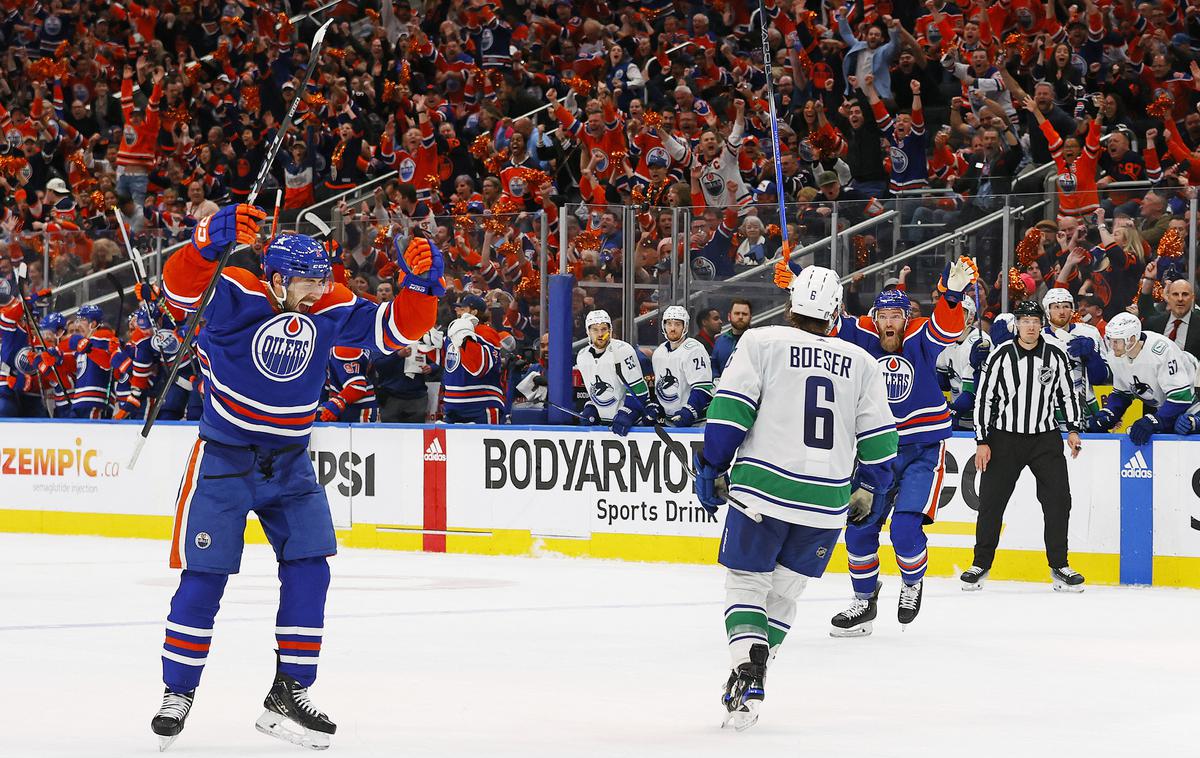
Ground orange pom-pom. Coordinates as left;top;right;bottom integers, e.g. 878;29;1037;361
90;191;105;209
398;60;412;87
1008;267;1026;297
853;235;870;268
643;111;663;129
241;85;261;113
483;215;509;235
1147;93;1174;121
515;276;540;301
470;134;493;161
1015;226;1042;268
1157;227;1184;258
766;224;781;238
573;229;602;253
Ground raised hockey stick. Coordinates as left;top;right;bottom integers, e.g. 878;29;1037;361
114;206;152;289
130;19;334;468
758;0;794;288
650;422;763;523
12;264;73;415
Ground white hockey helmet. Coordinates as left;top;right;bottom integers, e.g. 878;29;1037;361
1042;287;1074;311
1105;312;1142;356
790;265;843;334
661;305;689;339
585;309;612;329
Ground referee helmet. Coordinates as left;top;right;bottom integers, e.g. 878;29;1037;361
1012;300;1045;322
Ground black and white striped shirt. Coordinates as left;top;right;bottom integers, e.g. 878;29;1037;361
974;337;1081;443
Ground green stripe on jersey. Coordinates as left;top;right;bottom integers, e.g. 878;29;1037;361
628;379;648;396
725;609;768;640
730;462;851;510
709;395;757;429
857;429;899;464
1168;389;1194;402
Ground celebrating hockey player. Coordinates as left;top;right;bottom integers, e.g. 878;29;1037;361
575;309;650;436
647;305;713;427
150;203;442;751
441;294;505;424
828;257;973;635
1091;312;1198;444
694;266;897;730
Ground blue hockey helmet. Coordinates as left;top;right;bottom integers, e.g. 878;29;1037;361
77;303;104;324
132;308;154;331
263;233;333;289
40;311;67;334
872;289;911;318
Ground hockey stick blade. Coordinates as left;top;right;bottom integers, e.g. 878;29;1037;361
545;399;612;426
301;212;333;239
130;19;334;469
650;423;762;523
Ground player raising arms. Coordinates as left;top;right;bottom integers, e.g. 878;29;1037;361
827;258;974;635
693;267;898;730
150;204;442;751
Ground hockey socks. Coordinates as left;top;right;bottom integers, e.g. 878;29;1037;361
763;567;807;659
275;556;330;688
890;512;930;586
845;522;882;598
724;568;807;667
162;570;229;693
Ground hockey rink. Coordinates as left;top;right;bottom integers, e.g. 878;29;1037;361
1;533;1193;758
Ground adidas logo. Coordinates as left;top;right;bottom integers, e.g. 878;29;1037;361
1120;450;1152;479
423;438;447;462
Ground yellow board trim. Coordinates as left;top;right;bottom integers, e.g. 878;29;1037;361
0;508;1147;587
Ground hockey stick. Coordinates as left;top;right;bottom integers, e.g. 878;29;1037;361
301;211;333;240
758;0;794;287
130;19;334;468
12;264;73;415
543;398;612;426
103;271;127;414
114;207;151;288
650;421;763;523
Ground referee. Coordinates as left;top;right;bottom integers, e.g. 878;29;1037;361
963;300;1086;592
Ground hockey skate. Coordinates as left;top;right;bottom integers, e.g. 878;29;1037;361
897;579;923;627
830;582;880;637
721;644;767;731
960;566;989;591
150;688;194;752
1051;566;1085;593
255;664;336;751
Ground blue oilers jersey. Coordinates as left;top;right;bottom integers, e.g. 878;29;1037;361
325;346;378;419
161;243;436;447
834;297;964;444
440;324;505;413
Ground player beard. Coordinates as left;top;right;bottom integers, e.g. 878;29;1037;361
879;332;902;353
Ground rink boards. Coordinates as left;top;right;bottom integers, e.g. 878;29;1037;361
0;420;1198;587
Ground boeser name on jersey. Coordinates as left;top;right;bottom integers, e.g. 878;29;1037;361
483;437;697;494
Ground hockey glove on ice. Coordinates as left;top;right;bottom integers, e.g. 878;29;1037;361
1128;415;1158;446
192;204;266;260
692;451;729;515
393;235;446;297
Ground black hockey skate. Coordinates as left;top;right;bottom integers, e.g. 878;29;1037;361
1051;566;1085;593
255;660;336;751
721;644;768;731
898;579;923;627
151;688;194;752
960;566;989;591
830;582;881;637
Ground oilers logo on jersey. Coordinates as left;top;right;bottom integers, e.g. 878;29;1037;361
590;148;610;173
252;313;316;381
481;28;494;48
701;167;724;197
647;146;669;166
890;146;909;173
1056;170;1077;194
878;355;915;402
508;175;527;197
398;156;417;182
444;343;462;372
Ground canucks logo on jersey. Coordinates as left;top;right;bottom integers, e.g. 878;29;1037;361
878;355;915;402
591;374;616;406
1131;376;1153;398
656;368;680;402
252;314;316;381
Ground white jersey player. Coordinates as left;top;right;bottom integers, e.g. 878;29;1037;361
1090;312;1198;445
575;309;650;436
692;266;898;731
649;305;714;426
1041;288;1108;420
936;296;987;429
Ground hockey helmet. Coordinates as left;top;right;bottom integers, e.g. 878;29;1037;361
1105;312;1142;357
871;288;911;319
40;311;66;334
0;276;12;304
585;309;612;349
263;233;332;290
661;304;689;340
790;265;843;334
1012;299;1045;323
1042;287;1074;311
77;303;104;324
585;309;612;329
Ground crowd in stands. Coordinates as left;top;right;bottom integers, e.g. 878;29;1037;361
4;0;1200;425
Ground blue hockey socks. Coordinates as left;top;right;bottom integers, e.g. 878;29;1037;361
162;570;229;692
275;557;330;687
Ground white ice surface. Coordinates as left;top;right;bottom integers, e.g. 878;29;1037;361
0;533;1194;758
